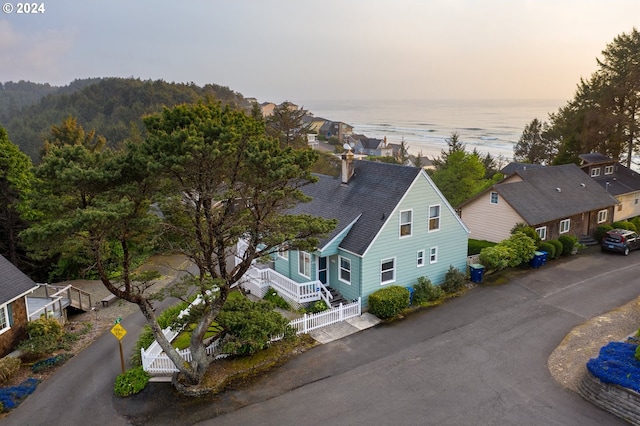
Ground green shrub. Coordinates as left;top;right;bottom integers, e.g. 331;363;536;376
548;240;563;259
18;318;77;362
306;300;329;314
510;223;542;248
558;235;578;256
468;239;496;256
218;295;294;356
594;224;613;242
113;366;150;397
412;276;444;304
539;242;556;259
631;217;640;232
0;357;21;384
130;325;156;366
479;245;515;271
612;221;636;232
26;316;63;339
368;286;410;319
264;288;291;310
440;266;467;294
501;232;537;267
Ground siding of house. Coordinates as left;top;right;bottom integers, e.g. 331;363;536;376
460;192;525;243
0;298;28;357
329;251;362;303
614;192;640;222
359;173;468;305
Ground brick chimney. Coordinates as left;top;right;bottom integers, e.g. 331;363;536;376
341;148;355;185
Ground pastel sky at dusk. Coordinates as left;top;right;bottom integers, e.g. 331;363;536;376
1;1;638;103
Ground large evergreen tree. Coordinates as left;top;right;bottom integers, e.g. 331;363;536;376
23;101;336;386
0;127;33;267
513;118;556;164
549;28;640;167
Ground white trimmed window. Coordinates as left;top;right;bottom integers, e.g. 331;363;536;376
0;305;9;334
591;168;601;177
597;209;607;223
339;256;351;284
605;165;614;175
277;246;289;260
559;219;570;234
417;250;425;267
399;210;412;237
490;192;499;204
380;258;395;284
536;226;547;241
298;251;311;278
428;205;441;231
429;247;438;264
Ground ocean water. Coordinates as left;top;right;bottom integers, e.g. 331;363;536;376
298;99;564;160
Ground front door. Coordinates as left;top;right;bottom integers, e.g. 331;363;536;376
318;256;328;285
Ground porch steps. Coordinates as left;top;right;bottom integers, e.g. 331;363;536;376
580;235;599;246
327;287;349;308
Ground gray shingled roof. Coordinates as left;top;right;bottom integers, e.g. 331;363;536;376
494;163;618;225
579;153;613;165
0;255;38;304
591;163;640;196
291;160;421;255
501;162;546;175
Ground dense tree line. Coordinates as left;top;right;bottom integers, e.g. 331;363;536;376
515;28;640;168
0;78;248;161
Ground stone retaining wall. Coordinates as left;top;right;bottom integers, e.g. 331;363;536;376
579;369;640;425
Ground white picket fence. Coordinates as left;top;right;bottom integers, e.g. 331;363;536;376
141;297;363;375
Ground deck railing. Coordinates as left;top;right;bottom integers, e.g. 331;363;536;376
28;284;93;322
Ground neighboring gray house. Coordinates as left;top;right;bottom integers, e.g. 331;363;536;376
458;163;618;243
579;153;640;222
0;255;38;357
350;135;394;157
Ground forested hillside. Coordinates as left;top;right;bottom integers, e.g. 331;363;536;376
0;78;248;161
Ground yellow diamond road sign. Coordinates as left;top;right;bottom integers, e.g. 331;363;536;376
111;323;127;340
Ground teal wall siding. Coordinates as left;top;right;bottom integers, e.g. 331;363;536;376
360;173;469;306
328;251;361;303
273;250;318;283
273;252;292;277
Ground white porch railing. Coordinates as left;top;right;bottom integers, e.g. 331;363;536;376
27;284;93;322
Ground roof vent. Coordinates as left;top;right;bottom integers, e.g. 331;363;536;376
580;183;586;187
556;187;561;192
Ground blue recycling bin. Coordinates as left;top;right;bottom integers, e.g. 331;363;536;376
469;264;485;283
530;251;545;268
539;250;548;265
407;286;415;305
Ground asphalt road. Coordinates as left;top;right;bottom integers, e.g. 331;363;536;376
7;248;640;425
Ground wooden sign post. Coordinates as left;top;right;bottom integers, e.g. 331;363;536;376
110;323;127;374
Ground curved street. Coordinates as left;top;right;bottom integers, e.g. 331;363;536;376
7;248;640;425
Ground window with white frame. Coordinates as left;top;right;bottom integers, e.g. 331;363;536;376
380;258;395;284
535;226;547;241
417;250;425;267
429;247;438;264
597;209;607;223
636;194;639;205
591;168;601;177
399;210;412;237
428;205;441;231
0;305;9;334
277;246;289;260
298;251;311;278
490;192;499;204
339;256;351;284
605;165;614;175
559;219;570;234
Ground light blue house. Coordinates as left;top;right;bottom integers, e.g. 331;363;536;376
273;152;469;307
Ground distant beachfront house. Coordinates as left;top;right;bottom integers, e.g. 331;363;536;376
579;153;640;222
458;163;618;244
0;255;39;357
318;120;353;144
271;152;470;307
350;135;394;157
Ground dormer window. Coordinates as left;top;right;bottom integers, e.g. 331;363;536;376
591;168;601;177
605;165;614;175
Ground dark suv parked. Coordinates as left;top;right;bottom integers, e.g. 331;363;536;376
601;229;640;255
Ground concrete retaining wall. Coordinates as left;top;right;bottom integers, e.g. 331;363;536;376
579;369;640;425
